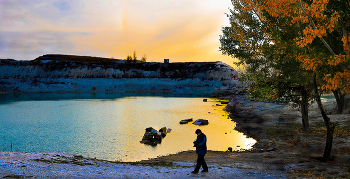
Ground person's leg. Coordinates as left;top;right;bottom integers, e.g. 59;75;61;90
193;155;202;173
201;155;208;172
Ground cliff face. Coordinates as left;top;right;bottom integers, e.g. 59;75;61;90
0;55;241;94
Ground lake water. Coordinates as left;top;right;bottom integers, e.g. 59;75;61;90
0;93;256;162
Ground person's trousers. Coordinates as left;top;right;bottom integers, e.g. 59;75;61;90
194;154;208;172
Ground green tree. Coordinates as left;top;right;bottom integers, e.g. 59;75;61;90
317;0;350;114
126;55;132;64
220;0;313;131
141;54;147;63
133;51;137;63
222;0;350;161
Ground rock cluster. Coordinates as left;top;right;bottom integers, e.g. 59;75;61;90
179;118;209;125
140;127;171;146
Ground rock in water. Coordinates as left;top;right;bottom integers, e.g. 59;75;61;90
192;119;209;125
179;118;193;124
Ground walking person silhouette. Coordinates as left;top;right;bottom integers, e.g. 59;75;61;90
191;129;208;174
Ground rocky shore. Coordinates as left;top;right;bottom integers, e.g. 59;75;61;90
1;95;349;178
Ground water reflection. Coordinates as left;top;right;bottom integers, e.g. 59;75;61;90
0;93;256;162
0;92;211;103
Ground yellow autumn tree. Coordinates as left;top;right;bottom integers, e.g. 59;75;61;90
239;0;349;95
231;0;349;161
221;0;315;131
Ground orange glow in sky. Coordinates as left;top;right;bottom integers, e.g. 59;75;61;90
0;0;238;67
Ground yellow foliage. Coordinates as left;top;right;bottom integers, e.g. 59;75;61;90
233;0;349;94
297;55;319;71
323;72;350;93
342;34;350;52
328;55;346;66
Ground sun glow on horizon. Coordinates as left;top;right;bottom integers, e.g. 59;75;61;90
0;0;238;67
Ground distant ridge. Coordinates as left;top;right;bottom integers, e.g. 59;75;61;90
0;54;243;94
34;54;122;63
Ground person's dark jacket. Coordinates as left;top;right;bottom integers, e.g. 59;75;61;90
193;133;207;155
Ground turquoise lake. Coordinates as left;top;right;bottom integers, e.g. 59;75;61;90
0;93;255;162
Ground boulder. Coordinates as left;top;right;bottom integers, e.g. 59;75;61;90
179;118;193;124
141;132;153;141
140;126;170;145
145;127;154;132
159;127;167;134
193;119;209;125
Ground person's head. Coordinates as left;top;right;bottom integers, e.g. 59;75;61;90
195;129;202;135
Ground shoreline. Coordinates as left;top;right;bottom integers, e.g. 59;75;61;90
0;151;287;178
143;95;350;178
1;95;349;178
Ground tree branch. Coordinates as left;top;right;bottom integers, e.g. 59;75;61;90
298;0;336;56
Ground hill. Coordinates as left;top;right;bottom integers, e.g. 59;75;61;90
0;54;242;94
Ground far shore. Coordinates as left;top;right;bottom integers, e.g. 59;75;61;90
0;90;174;94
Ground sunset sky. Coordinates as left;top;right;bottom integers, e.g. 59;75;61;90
0;0;237;66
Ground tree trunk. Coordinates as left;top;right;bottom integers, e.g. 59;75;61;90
333;88;345;114
313;74;335;161
300;87;309;131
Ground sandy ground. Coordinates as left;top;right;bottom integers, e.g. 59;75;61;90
0;152;286;178
1;95;350;178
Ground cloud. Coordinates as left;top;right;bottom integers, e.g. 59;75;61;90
0;31;93;60
0;0;237;66
53;1;70;11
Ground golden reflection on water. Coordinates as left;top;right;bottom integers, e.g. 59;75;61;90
0;96;256;162
110;97;256;161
